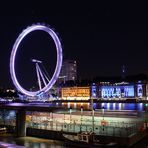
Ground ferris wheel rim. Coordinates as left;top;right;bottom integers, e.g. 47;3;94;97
10;23;63;97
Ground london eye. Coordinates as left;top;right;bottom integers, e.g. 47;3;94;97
10;23;63;97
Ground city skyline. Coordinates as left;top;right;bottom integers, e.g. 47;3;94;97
0;1;147;88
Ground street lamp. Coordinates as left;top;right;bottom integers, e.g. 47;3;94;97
102;106;105;120
90;96;95;133
92;107;95;132
80;106;83;131
64;113;65;124
102;106;105;131
70;107;72;125
50;112;53;130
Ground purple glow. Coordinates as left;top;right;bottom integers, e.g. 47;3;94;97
10;24;63;96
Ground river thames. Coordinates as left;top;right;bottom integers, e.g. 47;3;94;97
0;102;148;148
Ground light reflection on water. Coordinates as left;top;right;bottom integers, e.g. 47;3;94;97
0;137;66;148
23;142;65;148
23;142;64;148
99;103;144;111
62;102;144;111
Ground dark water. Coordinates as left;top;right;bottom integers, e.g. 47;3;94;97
1;134;147;148
0;136;66;148
131;134;148;148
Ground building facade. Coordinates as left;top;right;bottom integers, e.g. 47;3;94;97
60;81;147;100
91;81;147;100
61;87;90;100
59;60;77;83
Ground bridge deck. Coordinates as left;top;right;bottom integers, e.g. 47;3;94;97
0;103;65;112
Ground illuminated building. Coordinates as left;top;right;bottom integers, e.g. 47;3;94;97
59;60;77;83
60;81;147;100
61;87;90;100
91;81;147;100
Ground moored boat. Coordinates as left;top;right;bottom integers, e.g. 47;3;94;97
63;131;118;148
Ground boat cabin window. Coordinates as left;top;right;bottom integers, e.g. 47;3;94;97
83;135;87;141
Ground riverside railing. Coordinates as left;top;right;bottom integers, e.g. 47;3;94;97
26;120;144;137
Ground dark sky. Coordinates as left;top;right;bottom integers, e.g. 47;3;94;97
0;1;147;88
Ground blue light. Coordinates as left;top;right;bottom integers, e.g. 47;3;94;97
91;85;97;97
124;86;134;97
137;84;143;97
101;85;134;98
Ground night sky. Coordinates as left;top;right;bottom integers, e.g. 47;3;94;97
0;1;147;88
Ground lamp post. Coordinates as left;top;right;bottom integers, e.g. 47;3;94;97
92;107;95;132
64;113;65;124
63;113;66;130
80;106;83;131
102;106;105;120
70;107;72;126
91;96;95;132
50;112;53;130
102;106;105;131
